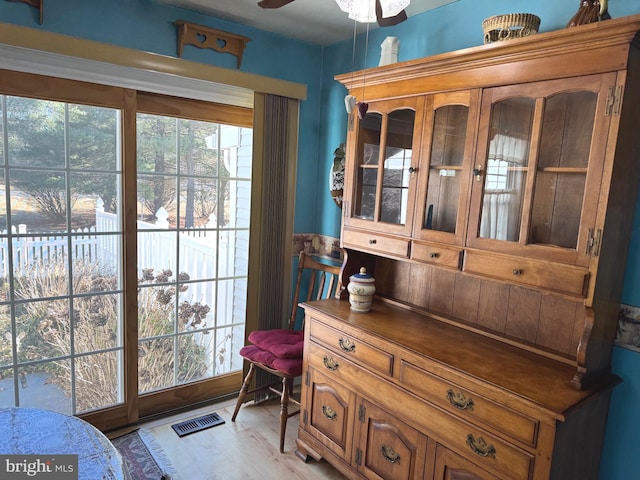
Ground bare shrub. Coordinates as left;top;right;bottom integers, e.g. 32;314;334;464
12;260;209;412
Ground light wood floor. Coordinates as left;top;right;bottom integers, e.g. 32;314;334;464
108;396;346;480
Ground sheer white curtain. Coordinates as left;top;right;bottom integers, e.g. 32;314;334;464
480;133;528;241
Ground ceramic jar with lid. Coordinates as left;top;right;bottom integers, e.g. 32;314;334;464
347;267;375;313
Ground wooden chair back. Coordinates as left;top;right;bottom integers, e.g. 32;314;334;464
287;251;344;331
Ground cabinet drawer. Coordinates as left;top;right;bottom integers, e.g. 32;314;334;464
342;228;410;259
309;320;394;377
411;241;462;269
399;360;539;447
440;414;534;480
307;342;372;391
463;250;589;297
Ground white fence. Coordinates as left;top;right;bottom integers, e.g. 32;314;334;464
0;206;228;278
0;200;245;375
0;224;102;276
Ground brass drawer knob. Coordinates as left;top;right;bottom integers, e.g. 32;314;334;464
430;252;439;259
369;239;377;245
512;268;522;276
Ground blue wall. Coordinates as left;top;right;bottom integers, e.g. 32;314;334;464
1;0;640;477
600;187;640;479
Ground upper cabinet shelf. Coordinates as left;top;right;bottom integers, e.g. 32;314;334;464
336;15;640;390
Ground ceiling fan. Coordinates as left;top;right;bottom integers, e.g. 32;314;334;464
257;0;408;27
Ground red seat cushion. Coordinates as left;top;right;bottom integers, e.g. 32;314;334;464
239;345;303;377
247;329;304;359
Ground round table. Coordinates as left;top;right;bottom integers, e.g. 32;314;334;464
0;407;128;479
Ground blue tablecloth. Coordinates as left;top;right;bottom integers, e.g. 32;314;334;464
0;407;128;479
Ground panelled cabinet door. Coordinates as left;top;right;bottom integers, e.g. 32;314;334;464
413;90;480;246
305;368;357;462
343;96;425;236
355;399;429;480
467;73;617;267
434;445;501;480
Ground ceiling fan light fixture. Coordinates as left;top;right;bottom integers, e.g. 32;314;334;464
335;0;410;23
379;0;410;18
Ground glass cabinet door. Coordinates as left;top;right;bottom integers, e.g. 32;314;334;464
468;74;615;266
414;91;480;245
478;97;534;243
345;97;424;236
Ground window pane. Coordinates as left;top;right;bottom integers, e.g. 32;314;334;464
75;351;121;413
72;293;122;353
15;298;70;361
16;361;72;414
7;97;65;168
70;172;121;232
68;105;119;171
137;174;178;224
136;114;177;174
176;332;214;385
179;177;219;229
138;337;174;394
10;169;67;232
178;280;214;332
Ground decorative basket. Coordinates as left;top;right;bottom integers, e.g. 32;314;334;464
482;13;541;44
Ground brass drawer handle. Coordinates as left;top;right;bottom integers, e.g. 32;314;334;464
466;434;496;459
369;239;377;245
323;355;339;371
446;389;474;411
381;444;401;464
512;268;522;276
322;405;337;421
430;252;439;258
338;337;356;353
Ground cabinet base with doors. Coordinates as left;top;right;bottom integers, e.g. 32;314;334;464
295;299;616;480
296;14;640;480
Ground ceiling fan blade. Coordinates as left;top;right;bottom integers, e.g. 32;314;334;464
376;0;408;27
257;0;295;8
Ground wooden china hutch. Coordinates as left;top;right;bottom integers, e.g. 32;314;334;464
295;15;640;480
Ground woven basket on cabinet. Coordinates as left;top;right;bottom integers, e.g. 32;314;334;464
482;13;541;44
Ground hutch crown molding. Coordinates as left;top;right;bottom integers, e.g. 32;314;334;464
296;14;640;480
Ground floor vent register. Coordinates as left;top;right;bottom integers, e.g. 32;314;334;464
171;412;225;437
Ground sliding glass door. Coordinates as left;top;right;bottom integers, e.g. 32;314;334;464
135;96;250;397
0;95;124;415
0;73;252;428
